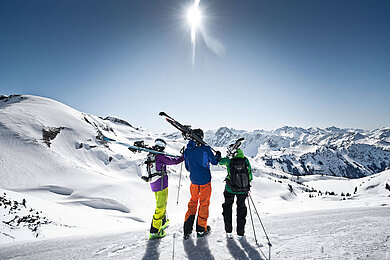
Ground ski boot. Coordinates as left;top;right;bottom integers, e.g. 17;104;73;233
161;219;170;230
226;233;233;239
149;229;166;240
197;226;211;238
183;232;191;240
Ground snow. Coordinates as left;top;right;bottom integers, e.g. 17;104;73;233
1;95;390;259
1;207;389;259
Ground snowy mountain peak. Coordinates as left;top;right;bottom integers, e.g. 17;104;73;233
205;125;390;179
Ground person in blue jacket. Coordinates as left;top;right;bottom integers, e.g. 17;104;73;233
183;129;221;239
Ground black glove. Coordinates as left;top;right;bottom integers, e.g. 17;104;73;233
141;176;150;182
215;151;221;160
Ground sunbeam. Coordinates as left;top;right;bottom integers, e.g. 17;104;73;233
187;0;202;68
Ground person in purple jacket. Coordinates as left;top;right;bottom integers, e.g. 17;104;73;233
141;138;184;239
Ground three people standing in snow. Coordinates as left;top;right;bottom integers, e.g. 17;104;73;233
140;131;252;241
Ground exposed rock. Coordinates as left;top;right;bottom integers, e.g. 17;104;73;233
1;194;52;238
42;127;64;147
103;116;133;128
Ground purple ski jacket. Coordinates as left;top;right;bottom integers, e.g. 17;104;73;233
150;154;184;192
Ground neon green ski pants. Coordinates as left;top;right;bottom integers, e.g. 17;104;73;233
152;187;168;231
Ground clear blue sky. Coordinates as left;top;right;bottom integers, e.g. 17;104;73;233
1;0;389;133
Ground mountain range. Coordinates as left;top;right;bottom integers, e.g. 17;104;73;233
204;126;390;178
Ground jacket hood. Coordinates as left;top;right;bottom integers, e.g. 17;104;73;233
234;149;245;159
187;140;197;149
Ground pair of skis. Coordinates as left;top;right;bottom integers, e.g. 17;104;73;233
104;112;245;159
227;137;245;158
103;137;179;158
158;112;217;152
160;112;245;155
103;112;210;156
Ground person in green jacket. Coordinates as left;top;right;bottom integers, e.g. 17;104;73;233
219;148;253;239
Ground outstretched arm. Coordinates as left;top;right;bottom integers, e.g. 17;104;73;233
206;147;220;165
219;157;230;166
156;154;184;165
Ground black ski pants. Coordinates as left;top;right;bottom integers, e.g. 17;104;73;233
222;190;247;236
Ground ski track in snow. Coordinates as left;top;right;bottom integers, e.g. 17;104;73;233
0;206;389;260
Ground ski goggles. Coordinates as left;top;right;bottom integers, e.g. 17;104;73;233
155;140;166;148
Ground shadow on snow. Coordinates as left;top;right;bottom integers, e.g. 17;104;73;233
142;239;161;260
183;237;215;260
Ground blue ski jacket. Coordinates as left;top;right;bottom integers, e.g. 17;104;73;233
184;140;220;185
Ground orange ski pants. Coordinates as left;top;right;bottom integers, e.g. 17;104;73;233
184;182;212;230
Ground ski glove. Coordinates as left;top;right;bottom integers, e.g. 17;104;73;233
215;151;222;161
141;176;151;182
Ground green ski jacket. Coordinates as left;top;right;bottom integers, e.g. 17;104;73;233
219;149;253;194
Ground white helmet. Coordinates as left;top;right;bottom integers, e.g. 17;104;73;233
154;138;166;151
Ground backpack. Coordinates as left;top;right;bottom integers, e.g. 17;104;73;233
142;153;165;182
228;157;250;192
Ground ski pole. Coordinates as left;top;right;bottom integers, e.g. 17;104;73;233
248;192;272;260
247;195;258;245
176;162;183;205
161;171;166;191
248;196;269;260
172;232;176;260
248;193;272;246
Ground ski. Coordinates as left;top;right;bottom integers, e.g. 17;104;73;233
227;137;245;158
103;137;179;158
159;112;216;152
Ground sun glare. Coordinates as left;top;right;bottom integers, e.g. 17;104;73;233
187;5;201;29
187;0;202;68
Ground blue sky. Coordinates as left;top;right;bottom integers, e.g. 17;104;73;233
1;0;389;133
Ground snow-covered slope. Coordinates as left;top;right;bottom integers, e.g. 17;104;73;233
1;95;389;249
0;95;186;244
205;126;390;178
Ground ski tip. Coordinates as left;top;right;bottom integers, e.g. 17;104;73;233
158;112;167;117
103;137;115;142
237;137;245;142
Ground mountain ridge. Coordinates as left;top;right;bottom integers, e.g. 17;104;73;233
204;126;390;178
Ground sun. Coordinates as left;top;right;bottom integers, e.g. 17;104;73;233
187;0;202;68
183;0;225;68
187;4;202;30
